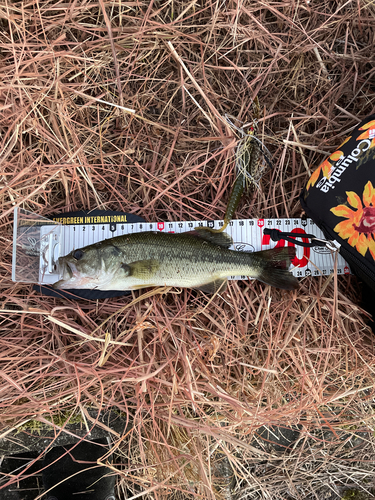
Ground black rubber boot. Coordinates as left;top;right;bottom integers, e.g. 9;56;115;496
42;437;116;500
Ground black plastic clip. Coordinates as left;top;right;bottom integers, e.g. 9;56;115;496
263;228;328;248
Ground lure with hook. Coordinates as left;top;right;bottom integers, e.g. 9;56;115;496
212;97;272;233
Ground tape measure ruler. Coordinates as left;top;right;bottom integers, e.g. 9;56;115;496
12;208;349;286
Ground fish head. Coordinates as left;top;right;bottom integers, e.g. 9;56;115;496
53;243;125;289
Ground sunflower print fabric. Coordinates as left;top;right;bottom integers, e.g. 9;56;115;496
300;114;375;272
305;149;344;191
357;119;375;147
331;182;375;259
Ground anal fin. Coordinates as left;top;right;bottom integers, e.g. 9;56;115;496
195;278;227;294
130;284;157;290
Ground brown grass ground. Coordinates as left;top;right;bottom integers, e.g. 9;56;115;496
1;1;375;499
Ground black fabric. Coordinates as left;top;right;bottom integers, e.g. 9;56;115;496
300;115;375;292
360;282;375;333
33;284;130;300
42;438;116;500
0;451;42;500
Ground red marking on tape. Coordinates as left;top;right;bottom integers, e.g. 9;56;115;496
287;228;310;268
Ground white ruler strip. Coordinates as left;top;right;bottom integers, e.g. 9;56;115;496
39;218;349;285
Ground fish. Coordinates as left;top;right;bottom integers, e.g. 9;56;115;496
53;229;298;292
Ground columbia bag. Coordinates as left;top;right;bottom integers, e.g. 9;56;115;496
300;114;375;290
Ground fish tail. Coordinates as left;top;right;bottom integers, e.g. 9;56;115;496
254;247;298;290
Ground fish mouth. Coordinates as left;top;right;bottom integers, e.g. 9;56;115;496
53;259;77;289
59;259;77;279
64;262;73;279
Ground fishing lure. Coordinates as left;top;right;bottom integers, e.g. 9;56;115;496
214;97;272;233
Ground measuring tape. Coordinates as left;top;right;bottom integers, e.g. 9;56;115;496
12;208;349;286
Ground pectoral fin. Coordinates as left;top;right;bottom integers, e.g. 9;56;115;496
121;259;160;280
195;278;227;294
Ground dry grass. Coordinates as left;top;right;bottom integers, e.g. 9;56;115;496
1;1;375;499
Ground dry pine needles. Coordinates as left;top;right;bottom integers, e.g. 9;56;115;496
1;1;375;499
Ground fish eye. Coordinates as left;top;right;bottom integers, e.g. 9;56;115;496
73;249;84;261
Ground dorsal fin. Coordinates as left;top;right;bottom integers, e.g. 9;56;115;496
186;227;233;248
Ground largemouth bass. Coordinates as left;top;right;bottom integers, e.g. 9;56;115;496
53;229;298;292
